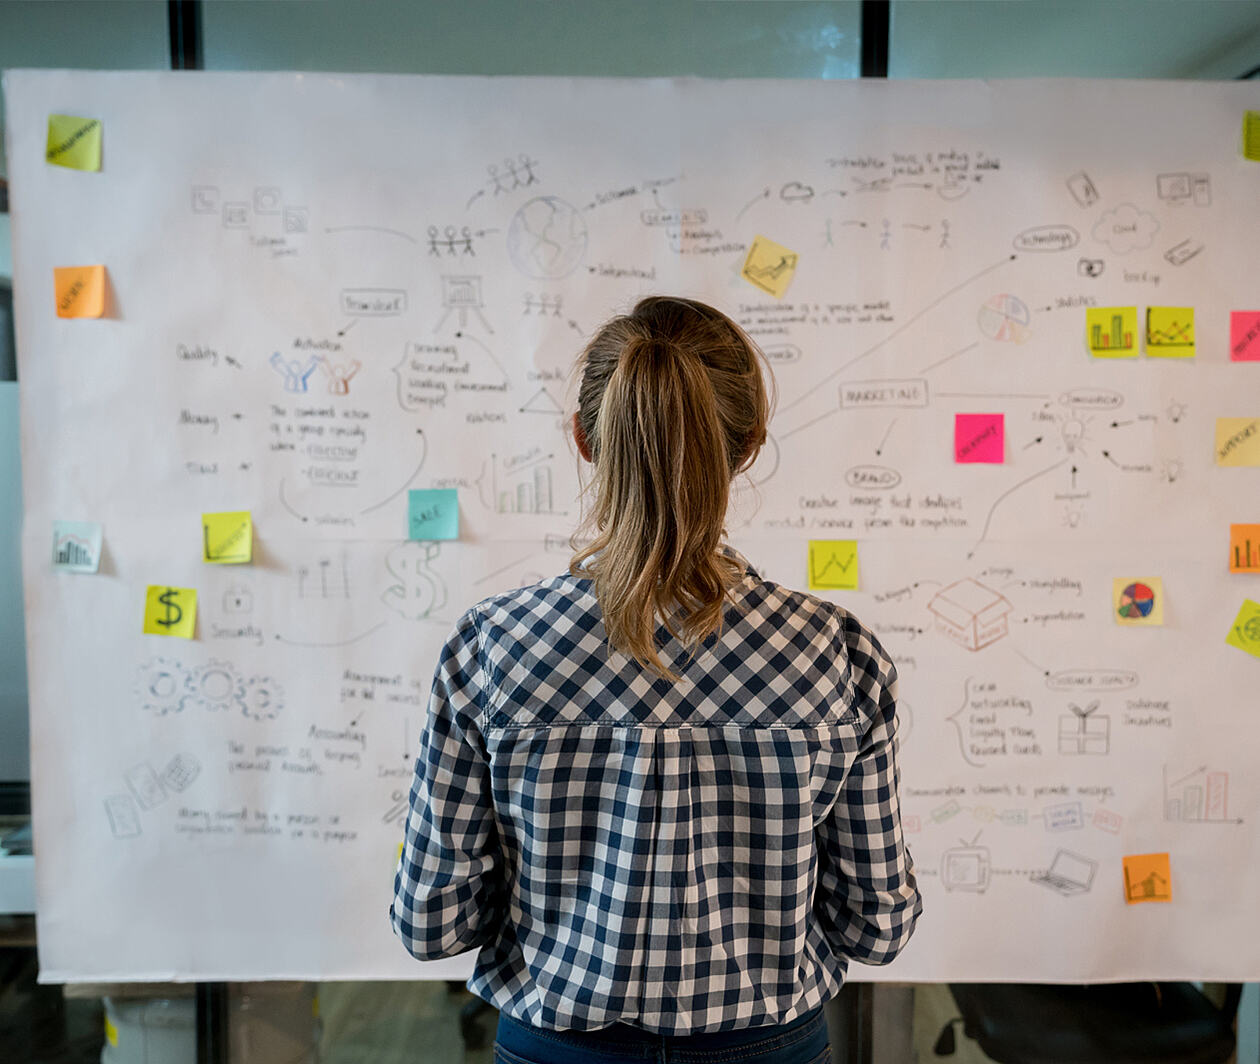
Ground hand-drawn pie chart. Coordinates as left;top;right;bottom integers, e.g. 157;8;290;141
1116;582;1157;620
977;293;1030;343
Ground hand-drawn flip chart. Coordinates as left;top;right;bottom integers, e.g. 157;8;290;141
6;71;1260;982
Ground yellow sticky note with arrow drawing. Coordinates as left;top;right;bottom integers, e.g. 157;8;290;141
741;235;799;299
808;540;859;591
203;511;253;563
143;585;198;639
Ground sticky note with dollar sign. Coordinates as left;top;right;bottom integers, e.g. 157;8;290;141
203;511;253;563
1226;598;1260;660
143;586;198;639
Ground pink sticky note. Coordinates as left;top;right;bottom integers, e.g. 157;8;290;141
1231;311;1260;362
955;413;1005;464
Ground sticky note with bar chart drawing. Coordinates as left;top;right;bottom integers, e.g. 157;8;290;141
1086;307;1138;357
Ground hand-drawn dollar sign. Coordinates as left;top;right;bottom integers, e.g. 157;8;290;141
382;542;447;621
156;588;183;629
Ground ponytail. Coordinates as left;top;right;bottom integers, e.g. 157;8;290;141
570;297;771;680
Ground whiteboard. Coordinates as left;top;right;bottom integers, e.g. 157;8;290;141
6;70;1260;982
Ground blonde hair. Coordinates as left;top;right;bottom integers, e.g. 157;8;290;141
569;296;772;680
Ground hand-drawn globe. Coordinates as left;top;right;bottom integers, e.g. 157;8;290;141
507;196;588;279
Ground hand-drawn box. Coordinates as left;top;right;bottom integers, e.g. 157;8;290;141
928;578;1012;651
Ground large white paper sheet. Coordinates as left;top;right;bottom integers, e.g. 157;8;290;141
6;71;1260;981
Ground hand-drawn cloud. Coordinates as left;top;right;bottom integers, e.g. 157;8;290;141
780;181;815;203
1092;203;1159;254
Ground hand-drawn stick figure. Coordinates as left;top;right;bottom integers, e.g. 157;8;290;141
269;352;319;393
319;358;361;396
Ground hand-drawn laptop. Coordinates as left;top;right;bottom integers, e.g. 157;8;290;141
1031;849;1097;895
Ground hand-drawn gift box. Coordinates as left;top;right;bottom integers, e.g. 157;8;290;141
928;578;1012;651
1058;702;1110;754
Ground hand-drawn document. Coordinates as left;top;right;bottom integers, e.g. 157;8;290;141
6;72;1260;982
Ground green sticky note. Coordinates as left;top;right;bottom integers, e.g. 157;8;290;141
408;489;459;540
1244;111;1260;162
143;586;197;639
203;511;252;564
46;114;102;171
1226;598;1260;659
808;540;859;590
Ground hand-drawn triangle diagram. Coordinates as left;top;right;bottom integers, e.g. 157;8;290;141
520;386;562;415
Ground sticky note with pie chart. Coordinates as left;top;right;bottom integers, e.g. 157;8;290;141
1226;599;1260;660
1113;578;1164;626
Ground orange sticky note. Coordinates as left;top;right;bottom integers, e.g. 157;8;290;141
1231;524;1260;573
54;265;106;318
1123;853;1171;904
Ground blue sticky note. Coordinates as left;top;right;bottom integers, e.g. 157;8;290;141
408;489;459;541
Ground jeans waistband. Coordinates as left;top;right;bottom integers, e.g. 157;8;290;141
498;1002;826;1053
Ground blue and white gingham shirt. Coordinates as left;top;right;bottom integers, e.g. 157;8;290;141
391;547;921;1034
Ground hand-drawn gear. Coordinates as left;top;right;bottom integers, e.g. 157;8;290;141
241;676;284;721
136;658;190;716
188;660;245;712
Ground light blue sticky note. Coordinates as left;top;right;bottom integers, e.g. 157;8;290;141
408;489;459;541
52;520;103;572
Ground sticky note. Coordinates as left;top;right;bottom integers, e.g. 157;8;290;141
1113;578;1164;626
1123;853;1171;904
202;511;252;563
1086;307;1138;357
1244;110;1260;161
1230;311;1260;362
1226;598;1260;659
408;489;459;540
1215;418;1260;466
104;1015;119;1048
1231;525;1260;573
143;585;197;639
954;413;1004;464
52;520;102;573
1226;523;1260;576
1145;306;1195;358
45;114;101;171
741;235;799;299
808;540;859;590
53;265;106;318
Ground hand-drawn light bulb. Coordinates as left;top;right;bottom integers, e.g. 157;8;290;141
1061;417;1085;453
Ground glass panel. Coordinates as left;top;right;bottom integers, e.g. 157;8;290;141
202;0;862;79
889;0;1260;78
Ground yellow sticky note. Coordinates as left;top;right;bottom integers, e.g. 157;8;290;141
1226;598;1260;659
1230;525;1260;573
1216;418;1260;466
54;265;106;319
808;540;859;590
1086;307;1138;357
1145;306;1195;358
1123;853;1171;904
1244;111;1260;162
741;235;799;299
203;511;252;564
104;1015;119;1048
143;585;197;639
46;114;101;171
1112;578;1163;626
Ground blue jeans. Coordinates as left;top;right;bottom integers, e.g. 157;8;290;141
494;1004;831;1064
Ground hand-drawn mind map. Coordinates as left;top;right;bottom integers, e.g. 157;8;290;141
8;73;1260;981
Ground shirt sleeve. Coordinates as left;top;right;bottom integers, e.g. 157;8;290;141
814;625;922;965
390;606;507;961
